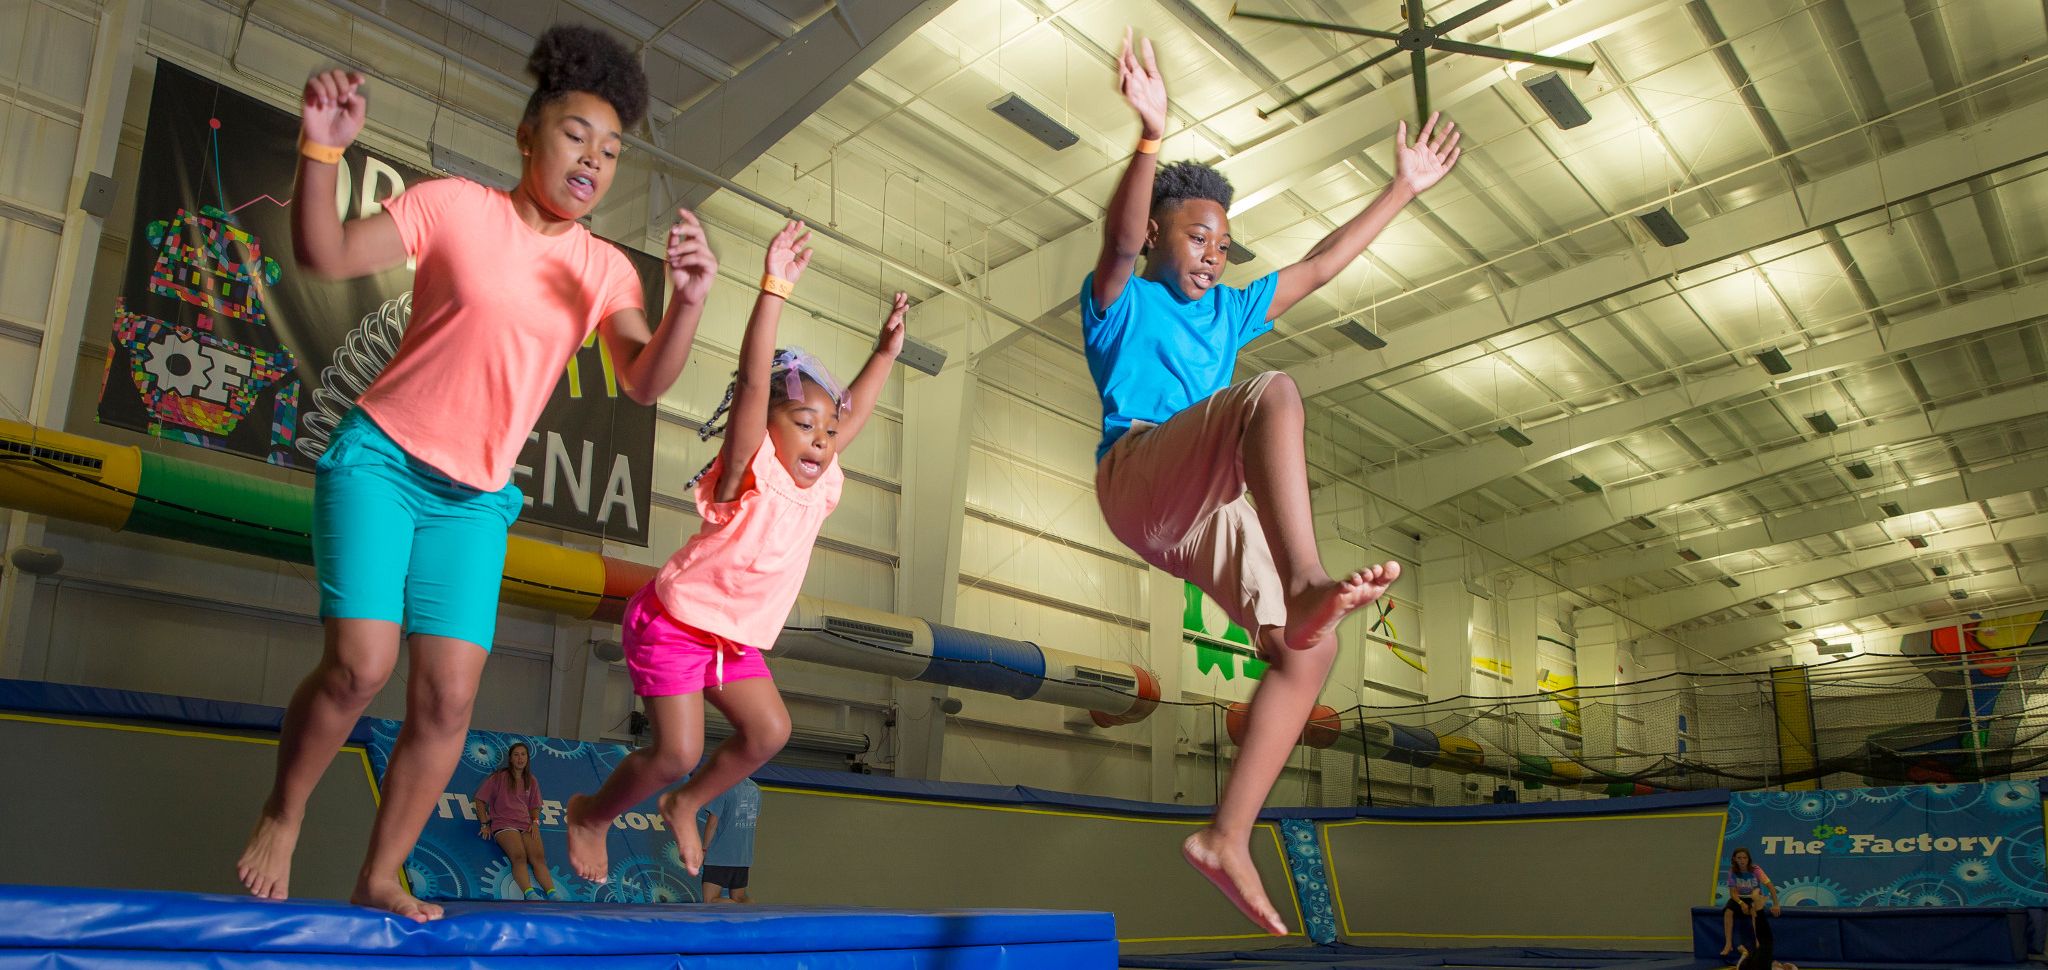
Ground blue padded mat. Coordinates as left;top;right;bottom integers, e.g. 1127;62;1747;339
0;884;1116;969
1689;905;2026;964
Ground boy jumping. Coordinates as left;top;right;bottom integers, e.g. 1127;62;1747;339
1085;29;1461;935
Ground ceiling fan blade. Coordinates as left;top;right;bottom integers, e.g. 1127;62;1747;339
1258;45;1405;119
1412;48;1430;124
1433;0;1514;35
1231;7;1404;43
1431;37;1596;72
1406;0;1423;30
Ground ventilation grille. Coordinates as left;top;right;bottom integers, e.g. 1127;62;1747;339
823;616;916;647
1071;665;1137;692
0;436;104;473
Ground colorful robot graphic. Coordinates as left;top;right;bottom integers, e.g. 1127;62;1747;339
1863;610;2047;783
108;193;301;462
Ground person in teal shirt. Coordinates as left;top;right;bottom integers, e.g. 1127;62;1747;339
1084;27;1461;936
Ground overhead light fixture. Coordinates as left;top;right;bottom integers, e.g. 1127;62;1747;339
1522;71;1591;129
1335;320;1387;350
1932;565;1950;577
1638;207;1689;247
1496;425;1534;447
1846;461;1874;480
1906;535;1929;549
1756;347;1792;375
1717;576;1741;589
1951;589;1969;600
1806;411;1839;434
1816;640;1853;656
898;334;949;377
1569;474;1601;494
988;92;1079;150
1629;515;1656;531
1880;501;1905;518
1677;548;1702;562
1784;620;1804;630
1225;240;1257;265
1754;600;1775;610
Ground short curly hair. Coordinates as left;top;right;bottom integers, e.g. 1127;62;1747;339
1151;161;1234;214
522;25;649;131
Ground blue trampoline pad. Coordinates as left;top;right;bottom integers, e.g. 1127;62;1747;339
0;884;1117;969
1116;949;1711;970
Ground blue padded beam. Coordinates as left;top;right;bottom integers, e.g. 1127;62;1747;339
0;885;1117;969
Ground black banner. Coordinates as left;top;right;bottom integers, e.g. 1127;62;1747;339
98;61;656;545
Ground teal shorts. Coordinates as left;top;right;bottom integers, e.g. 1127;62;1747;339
312;409;523;650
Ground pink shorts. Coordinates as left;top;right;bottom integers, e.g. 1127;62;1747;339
621;586;773;697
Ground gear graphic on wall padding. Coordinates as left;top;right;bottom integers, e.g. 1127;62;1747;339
1777;876;1849;907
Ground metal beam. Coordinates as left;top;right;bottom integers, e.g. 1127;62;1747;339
919;0;1677;360
1633;513;2048;630
1700;563;2048;658
1472;380;2048;559
1838;599;2048;648
1321;278;2048;518
1555;451;2048;590
669;0;955;208
1220;0;1677;215
1290;94;2048;397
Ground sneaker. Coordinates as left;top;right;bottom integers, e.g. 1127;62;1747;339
523;887;545;901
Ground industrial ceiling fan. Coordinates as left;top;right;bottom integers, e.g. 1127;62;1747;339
1232;1;1596;122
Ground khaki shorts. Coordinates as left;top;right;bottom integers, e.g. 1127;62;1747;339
1096;372;1288;634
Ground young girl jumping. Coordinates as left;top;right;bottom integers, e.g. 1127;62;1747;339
236;25;717;921
564;220;907;882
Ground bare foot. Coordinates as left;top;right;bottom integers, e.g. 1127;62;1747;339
660;789;703;876
565;794;611;883
352;873;443;923
1283;563;1399;652
1181;827;1286;936
236;811;301;900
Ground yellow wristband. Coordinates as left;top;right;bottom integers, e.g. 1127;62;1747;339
1136;136;1163;155
760;274;794;299
298;135;345;166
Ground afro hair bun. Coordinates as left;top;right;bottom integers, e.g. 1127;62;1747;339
1151;161;1235;213
524;24;649;130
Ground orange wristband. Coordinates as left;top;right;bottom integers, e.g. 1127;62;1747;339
298;134;345;166
1136;136;1163;155
760;274;794;299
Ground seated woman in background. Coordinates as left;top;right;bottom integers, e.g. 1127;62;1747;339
473;743;560;900
1721;847;1779;956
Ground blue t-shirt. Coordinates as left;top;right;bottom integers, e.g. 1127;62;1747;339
698;778;760;868
1082;270;1279;460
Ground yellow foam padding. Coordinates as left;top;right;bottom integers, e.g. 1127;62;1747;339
1436;734;1485;772
501;535;607;619
0;421;143;530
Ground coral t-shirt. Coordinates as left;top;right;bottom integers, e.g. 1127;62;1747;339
355;178;643;491
653;437;843;648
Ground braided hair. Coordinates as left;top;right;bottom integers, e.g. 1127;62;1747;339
687;347;848;489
